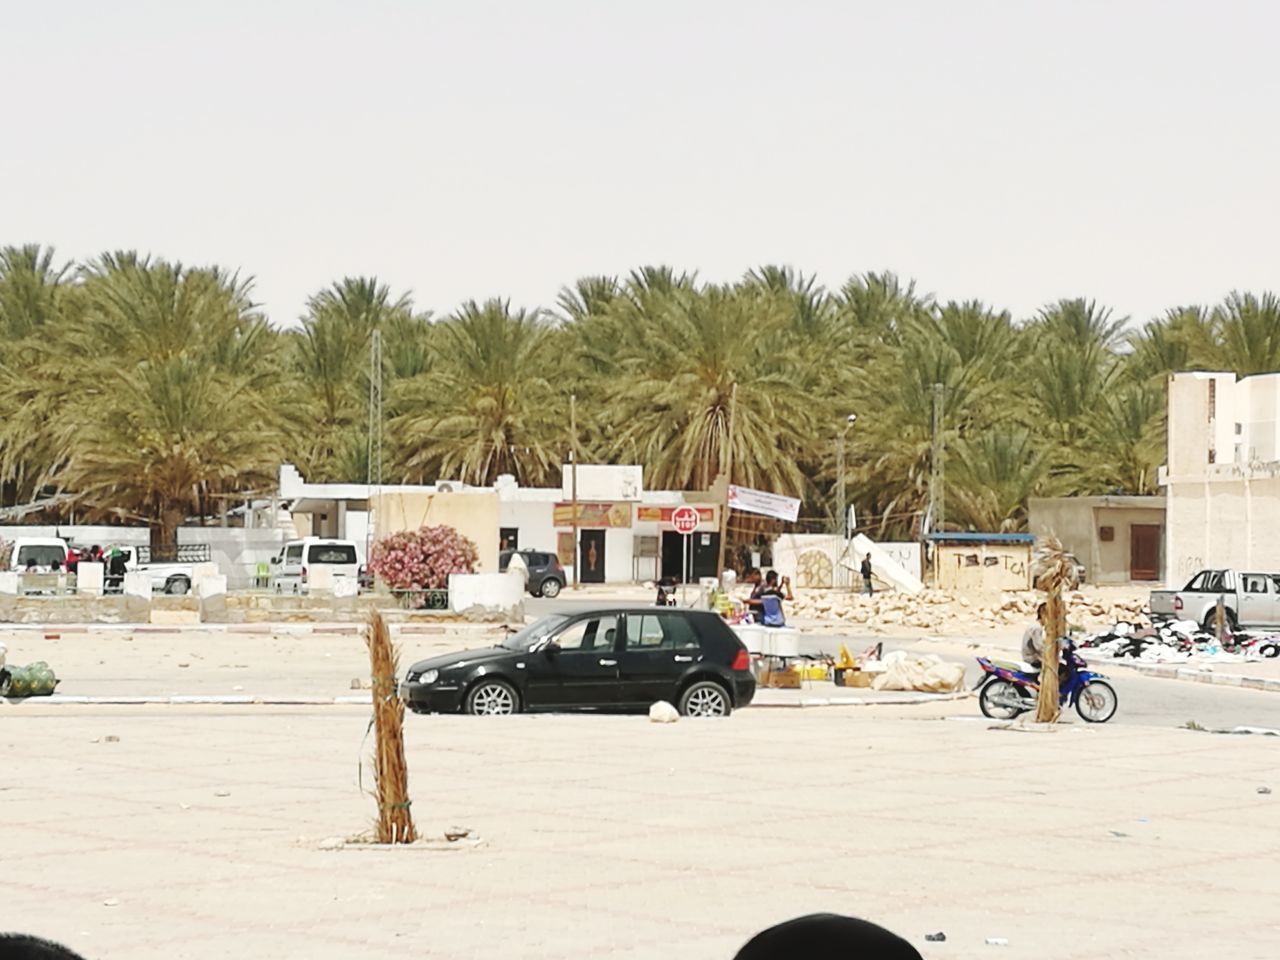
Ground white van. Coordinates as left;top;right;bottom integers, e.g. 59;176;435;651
4;537;69;572
269;537;361;593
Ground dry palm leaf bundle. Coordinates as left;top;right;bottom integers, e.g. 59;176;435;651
365;610;416;844
1032;537;1076;723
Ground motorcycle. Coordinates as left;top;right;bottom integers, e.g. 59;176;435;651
654;579;678;607
976;637;1118;723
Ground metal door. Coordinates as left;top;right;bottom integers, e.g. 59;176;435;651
1129;525;1161;581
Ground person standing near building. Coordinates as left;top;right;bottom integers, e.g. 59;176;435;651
860;553;874;596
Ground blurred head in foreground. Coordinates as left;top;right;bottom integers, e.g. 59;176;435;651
734;914;923;960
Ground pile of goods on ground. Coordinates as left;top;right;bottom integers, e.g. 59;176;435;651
1079;619;1280;662
0;641;60;698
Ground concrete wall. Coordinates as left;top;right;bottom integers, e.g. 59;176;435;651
448;571;524;616
175;527;288;590
1166;474;1280;584
934;542;1032;593
370;490;501;573
1028;497;1166;584
498;498;559;556
770;534;921;589
1093;507;1164;583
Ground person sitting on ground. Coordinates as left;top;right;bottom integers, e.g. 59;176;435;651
734;913;923;960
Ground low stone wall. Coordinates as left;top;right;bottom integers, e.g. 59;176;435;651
0;593;514;625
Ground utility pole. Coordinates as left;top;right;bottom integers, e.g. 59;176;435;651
928;382;944;589
570;393;579;590
928;382;945;534
366;329;383;560
715;383;738;584
836;432;847;541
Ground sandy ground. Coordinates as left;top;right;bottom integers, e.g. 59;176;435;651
1;704;1277;960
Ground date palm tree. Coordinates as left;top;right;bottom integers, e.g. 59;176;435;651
1209;291;1280;375
290;277;419;481
0;245;74;504
601;284;819;496
392;299;566;486
0;252;286;546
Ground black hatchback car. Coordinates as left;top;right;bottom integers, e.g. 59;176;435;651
400;607;755;717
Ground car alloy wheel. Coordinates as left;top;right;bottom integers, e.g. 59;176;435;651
540;578;562;598
680;681;730;717
467;680;518;716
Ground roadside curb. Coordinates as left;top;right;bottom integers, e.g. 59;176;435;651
3;694;375;707
1099;658;1280;694
5;691;974;709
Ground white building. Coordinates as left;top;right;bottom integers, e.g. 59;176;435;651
279;464;723;584
1160;371;1280;584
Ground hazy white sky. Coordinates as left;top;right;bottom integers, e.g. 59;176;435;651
3;0;1277;328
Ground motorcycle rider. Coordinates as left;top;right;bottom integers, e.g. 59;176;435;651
1021;603;1049;667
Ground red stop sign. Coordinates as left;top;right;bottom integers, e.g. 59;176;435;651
671;506;700;535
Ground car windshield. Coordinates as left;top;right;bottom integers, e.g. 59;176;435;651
309;544;357;564
500;614;569;650
17;545;65;567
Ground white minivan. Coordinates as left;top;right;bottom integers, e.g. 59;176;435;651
4;537;69;572
269;537;361;593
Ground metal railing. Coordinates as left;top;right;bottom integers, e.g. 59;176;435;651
136;544;212;564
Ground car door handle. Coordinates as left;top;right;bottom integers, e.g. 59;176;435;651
673;655;694;662
599;659;617;667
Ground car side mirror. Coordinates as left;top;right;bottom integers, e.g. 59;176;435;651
270;556;280;565
543;639;561;656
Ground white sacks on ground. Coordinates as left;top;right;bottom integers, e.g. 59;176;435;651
871;650;966;693
649;701;679;723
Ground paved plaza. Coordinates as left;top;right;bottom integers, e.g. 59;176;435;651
2;699;1277;959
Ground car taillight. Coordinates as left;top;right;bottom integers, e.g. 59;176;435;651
1174;597;1182;611
731;648;750;671
302;566;308;580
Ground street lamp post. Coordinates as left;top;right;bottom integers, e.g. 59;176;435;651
836;414;857;542
836;433;846;541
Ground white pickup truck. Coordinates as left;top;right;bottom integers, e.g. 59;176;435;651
116;548;197;595
1149;569;1280;632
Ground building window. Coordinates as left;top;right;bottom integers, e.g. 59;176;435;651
499;527;519;552
1208;379;1216;420
1099;526;1114;542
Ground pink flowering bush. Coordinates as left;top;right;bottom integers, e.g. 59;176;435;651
368;525;479;591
